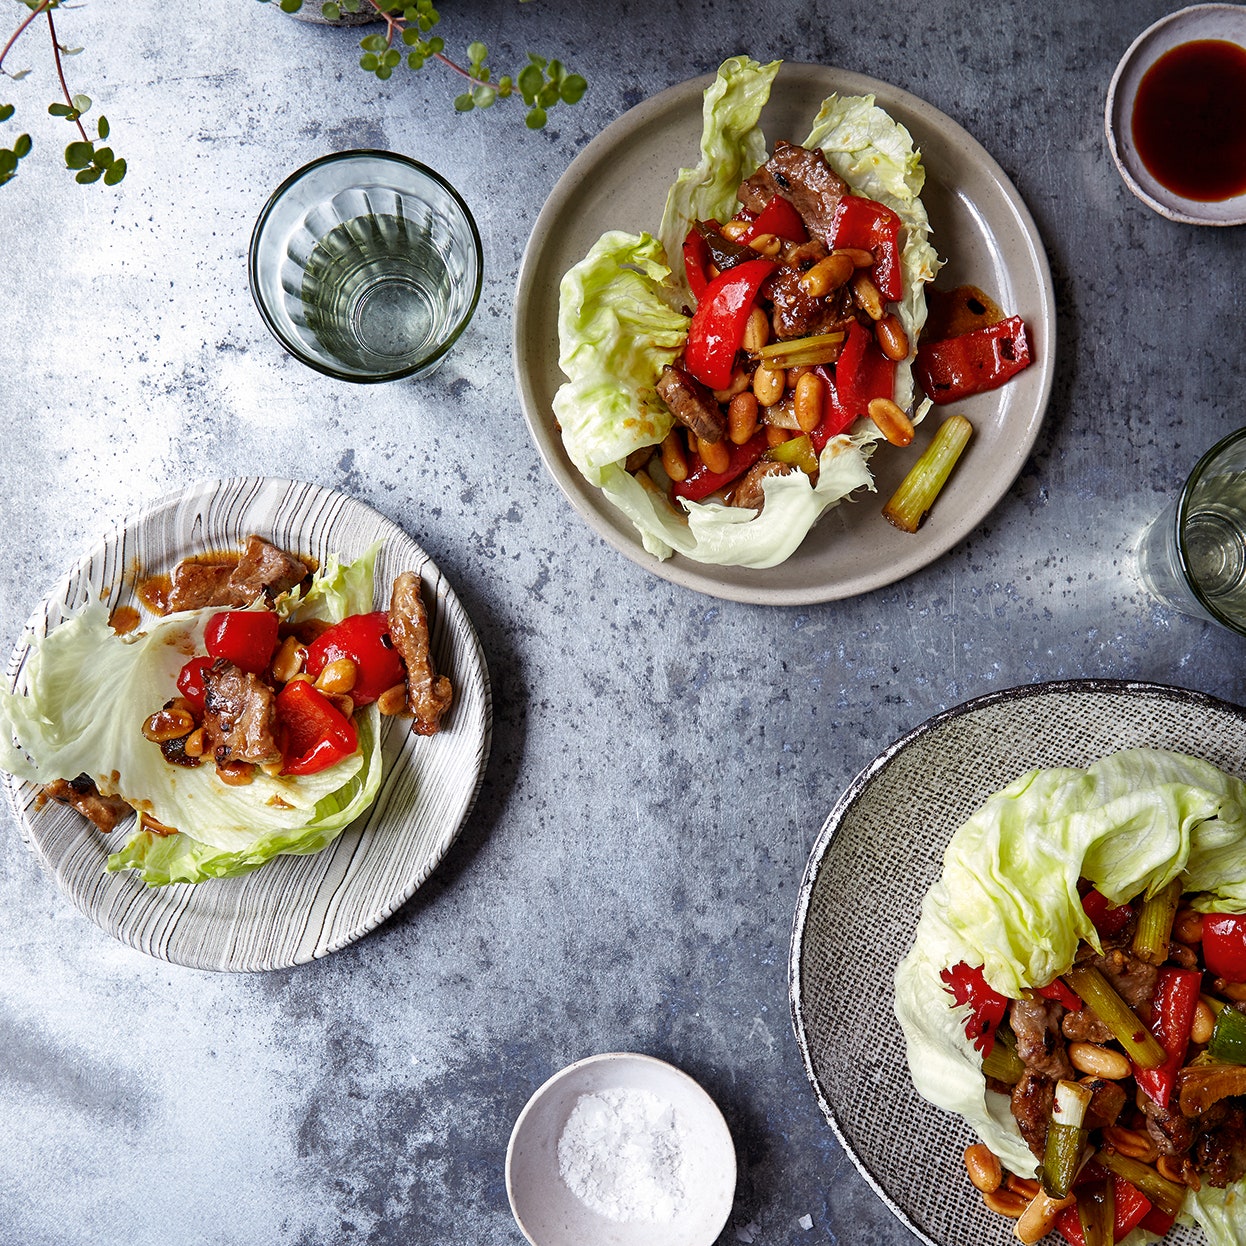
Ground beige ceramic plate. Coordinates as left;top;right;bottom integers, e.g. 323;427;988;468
1106;4;1246;226
513;63;1055;606
3;478;492;972
789;678;1246;1245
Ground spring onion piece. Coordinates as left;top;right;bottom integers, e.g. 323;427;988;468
1040;1079;1092;1198
1065;965;1167;1068
1096;1148;1186;1218
981;1032;1025;1085
1208;1003;1246;1063
754;331;845;368
881;414;973;533
765;434;818;475
1131;878;1182;965
1076;1176;1114;1246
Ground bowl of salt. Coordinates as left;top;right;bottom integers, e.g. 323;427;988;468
505;1051;737;1246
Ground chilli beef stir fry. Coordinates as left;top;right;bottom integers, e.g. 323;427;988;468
945;885;1246;1244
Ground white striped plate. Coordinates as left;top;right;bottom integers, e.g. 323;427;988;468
3;478;492;971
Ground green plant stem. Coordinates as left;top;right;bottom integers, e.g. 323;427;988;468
357;0;493;91
45;7;88;143
0;0;50;74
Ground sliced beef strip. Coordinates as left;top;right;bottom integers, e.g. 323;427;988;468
167;562;237;613
1083;1077;1128;1131
1011;1072;1056;1158
1194;1102;1246;1188
38;774;134;833
201;660;282;766
655;365;726;444
227;535;310;605
765;267;854;340
388;571;453;736
1061;1007;1115;1044
737;141;849;244
1146;1097;1195;1157
1086;946;1159;1012
1010;997;1074;1081
728;460;793;511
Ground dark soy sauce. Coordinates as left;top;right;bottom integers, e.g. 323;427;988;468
1132;39;1246;201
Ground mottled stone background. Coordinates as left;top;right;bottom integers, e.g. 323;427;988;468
0;2;1242;1244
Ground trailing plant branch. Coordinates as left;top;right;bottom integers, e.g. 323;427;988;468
0;0;125;188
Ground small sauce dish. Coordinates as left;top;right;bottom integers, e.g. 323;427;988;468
1105;3;1246;225
505;1052;736;1246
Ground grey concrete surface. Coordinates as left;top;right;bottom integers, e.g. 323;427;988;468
0;2;1243;1244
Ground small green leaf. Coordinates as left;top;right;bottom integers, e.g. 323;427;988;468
0;150;16;176
280;0;302;11
48;102;72;117
92;145;114;167
97;114;110;139
359;52;379;70
375;65;392;80
407;51;425;68
343;0;360;10
321;1;341;17
517;63;543;101
13;132;32;157
560;74;587;104
72;93;91;113
64;140;93;168
453;92;475;113
0;104;14;122
525;106;547;130
472;85;496;109
104;157;126;185
427;35;443;53
75;164;103;183
402;27;419;45
360;33;387;51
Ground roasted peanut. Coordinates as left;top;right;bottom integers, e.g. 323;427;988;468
876;312;910;361
215;760;255;787
661;428;688;482
1006;1174;1041;1200
315;657;358;696
765;425;791;448
963;1144;1001;1193
1068;1042;1131;1081
794;371;826;434
851;270;884;320
377;683;409;716
270;634;306;684
1102;1125;1159;1162
1174;908;1204;944
182;727;207;759
327;693;355;721
752;364;785;407
1157;1155;1200;1189
697;433;731;475
835;246;875;268
748;231;782;256
741;307;771;355
1192;997;1216;1044
982;1188;1029;1218
720;219;751;241
866;397;914;447
712;369;752;403
799;252;854;298
1015;1192;1076;1245
728;391;760;445
1216;978;1246;1002
142;705;196;743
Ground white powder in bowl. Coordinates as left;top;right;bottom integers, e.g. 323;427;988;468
557;1086;690;1223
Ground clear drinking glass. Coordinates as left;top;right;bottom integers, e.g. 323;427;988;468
1136;427;1246;636
249;150;483;383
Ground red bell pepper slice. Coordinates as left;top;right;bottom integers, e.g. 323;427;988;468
810;321;896;451
305;611;406;707
275;679;358;776
828;193;903;302
1203;912;1246;982
176;656;214;712
682;227;712;302
1082;888;1134;936
671;429;769;503
1034;979;1084;1011
1139;1207;1178;1238
915;315;1031;405
1056;1175;1152;1245
683;258;776;390
939;961;1009;1056
1134;966;1201;1109
739;194;807;244
204;609;280;675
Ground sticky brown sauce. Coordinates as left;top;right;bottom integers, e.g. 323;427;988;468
1132;39;1246;201
110;604;141;635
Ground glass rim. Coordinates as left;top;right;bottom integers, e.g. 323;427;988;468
1174;425;1246;636
247;148;484;384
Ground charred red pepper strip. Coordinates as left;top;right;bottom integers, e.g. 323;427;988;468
1082;888;1134;936
739;194;807;244
682;258;777;390
916;315;1031;405
176;656;214;712
305;611;405;707
810;321;896;451
1133;966;1201;1110
682;227;712;302
276;680;358;776
1138;1206;1178;1237
204;610;280;675
1202;912;1246;981
671;429;769;503
1056;1175;1152;1246
1035;979;1084;1011
828;193;903;301
939;961;1009;1056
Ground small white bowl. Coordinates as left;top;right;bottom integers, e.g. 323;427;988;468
505;1052;736;1246
1105;4;1246;225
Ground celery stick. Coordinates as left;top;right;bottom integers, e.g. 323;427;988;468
882;415;973;533
1096;1148;1186;1218
1208;1006;1246;1064
1064;966;1167;1068
1131;879;1182;964
1077;1177;1114;1246
755;331;845;368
